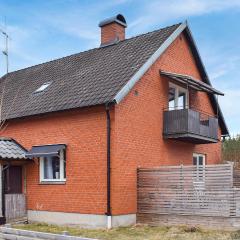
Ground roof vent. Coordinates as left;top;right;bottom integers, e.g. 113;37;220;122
99;14;127;47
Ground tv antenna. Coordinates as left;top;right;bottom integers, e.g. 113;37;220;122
0;18;10;74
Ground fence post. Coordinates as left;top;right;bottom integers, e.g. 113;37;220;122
230;162;234;188
180;164;184;209
230;188;236;217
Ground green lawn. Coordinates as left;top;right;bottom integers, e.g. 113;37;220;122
13;223;240;240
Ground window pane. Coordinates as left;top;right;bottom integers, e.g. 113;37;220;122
193;156;197;166
43;156;60;179
198;156;203;166
178;90;187;109
35;82;51;93
168;87;175;110
64;158;66;179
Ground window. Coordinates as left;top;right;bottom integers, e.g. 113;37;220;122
34;82;51;93
168;83;188;110
193;153;206;182
168;86;176;109
40;150;66;182
193;153;205;167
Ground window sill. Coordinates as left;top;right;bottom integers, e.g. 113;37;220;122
39;181;66;185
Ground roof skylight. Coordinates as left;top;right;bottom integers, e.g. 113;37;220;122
34;82;52;93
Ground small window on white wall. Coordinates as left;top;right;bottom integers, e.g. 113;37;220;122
40;150;66;182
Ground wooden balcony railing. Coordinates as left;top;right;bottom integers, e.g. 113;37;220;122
163;109;218;143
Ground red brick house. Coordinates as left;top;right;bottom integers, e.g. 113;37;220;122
0;14;228;228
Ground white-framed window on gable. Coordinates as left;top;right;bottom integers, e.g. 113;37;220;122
40;149;66;182
168;83;189;110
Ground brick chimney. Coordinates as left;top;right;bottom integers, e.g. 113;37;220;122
99;14;127;47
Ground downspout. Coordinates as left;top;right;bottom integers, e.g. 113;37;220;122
1;163;10;223
105;102;113;229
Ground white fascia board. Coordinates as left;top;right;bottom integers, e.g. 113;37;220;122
114;21;188;104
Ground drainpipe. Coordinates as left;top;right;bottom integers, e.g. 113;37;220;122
1;163;10;223
105;102;113;229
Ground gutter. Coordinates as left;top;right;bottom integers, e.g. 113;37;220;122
105;102;114;229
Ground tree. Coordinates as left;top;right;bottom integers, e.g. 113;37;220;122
222;135;240;164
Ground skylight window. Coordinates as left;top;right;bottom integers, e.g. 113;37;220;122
34;82;52;93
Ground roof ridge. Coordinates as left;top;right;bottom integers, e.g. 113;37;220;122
3;22;181;77
120;22;181;43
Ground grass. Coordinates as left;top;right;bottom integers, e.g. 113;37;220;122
13;223;240;240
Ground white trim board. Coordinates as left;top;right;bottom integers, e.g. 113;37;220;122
113;21;188;104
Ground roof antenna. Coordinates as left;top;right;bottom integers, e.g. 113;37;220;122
0;17;10;74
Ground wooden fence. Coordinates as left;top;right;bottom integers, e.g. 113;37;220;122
137;164;240;229
234;168;240;188
5;194;27;221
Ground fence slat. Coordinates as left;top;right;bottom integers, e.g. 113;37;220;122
137;164;240;227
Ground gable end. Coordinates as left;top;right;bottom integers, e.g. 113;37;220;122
113;22;229;136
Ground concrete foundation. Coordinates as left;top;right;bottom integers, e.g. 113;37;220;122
27;210;136;228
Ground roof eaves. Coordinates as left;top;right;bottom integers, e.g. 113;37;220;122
113;21;187;104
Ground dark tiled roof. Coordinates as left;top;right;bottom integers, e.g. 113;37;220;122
0;24;180;120
0;138;27;160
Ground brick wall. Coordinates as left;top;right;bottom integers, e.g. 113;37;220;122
0;31;223;218
111;32;222;215
1;106;109;214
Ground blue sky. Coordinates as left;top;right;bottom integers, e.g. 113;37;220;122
0;0;239;135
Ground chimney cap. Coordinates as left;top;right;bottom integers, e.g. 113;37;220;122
99;14;127;28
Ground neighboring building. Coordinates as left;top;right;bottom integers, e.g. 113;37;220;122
0;14;228;228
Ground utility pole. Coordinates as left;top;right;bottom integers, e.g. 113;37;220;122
0;17;10;74
1;29;9;74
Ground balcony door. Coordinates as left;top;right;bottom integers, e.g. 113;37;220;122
168;83;188;110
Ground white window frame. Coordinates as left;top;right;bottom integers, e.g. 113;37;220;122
193;153;206;184
193;153;206;167
34;82;51;93
39;149;66;182
169;82;189;110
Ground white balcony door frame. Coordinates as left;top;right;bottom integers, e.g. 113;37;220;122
169;82;189;110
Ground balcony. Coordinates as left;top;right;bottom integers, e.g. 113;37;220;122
163;108;218;144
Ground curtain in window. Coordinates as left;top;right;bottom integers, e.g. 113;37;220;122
44;156;54;179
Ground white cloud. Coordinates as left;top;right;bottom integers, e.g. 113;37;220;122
0;24;45;75
220;89;240;117
34;0;129;42
201;51;240;135
128;0;240;33
219;89;240;135
209;56;240;81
